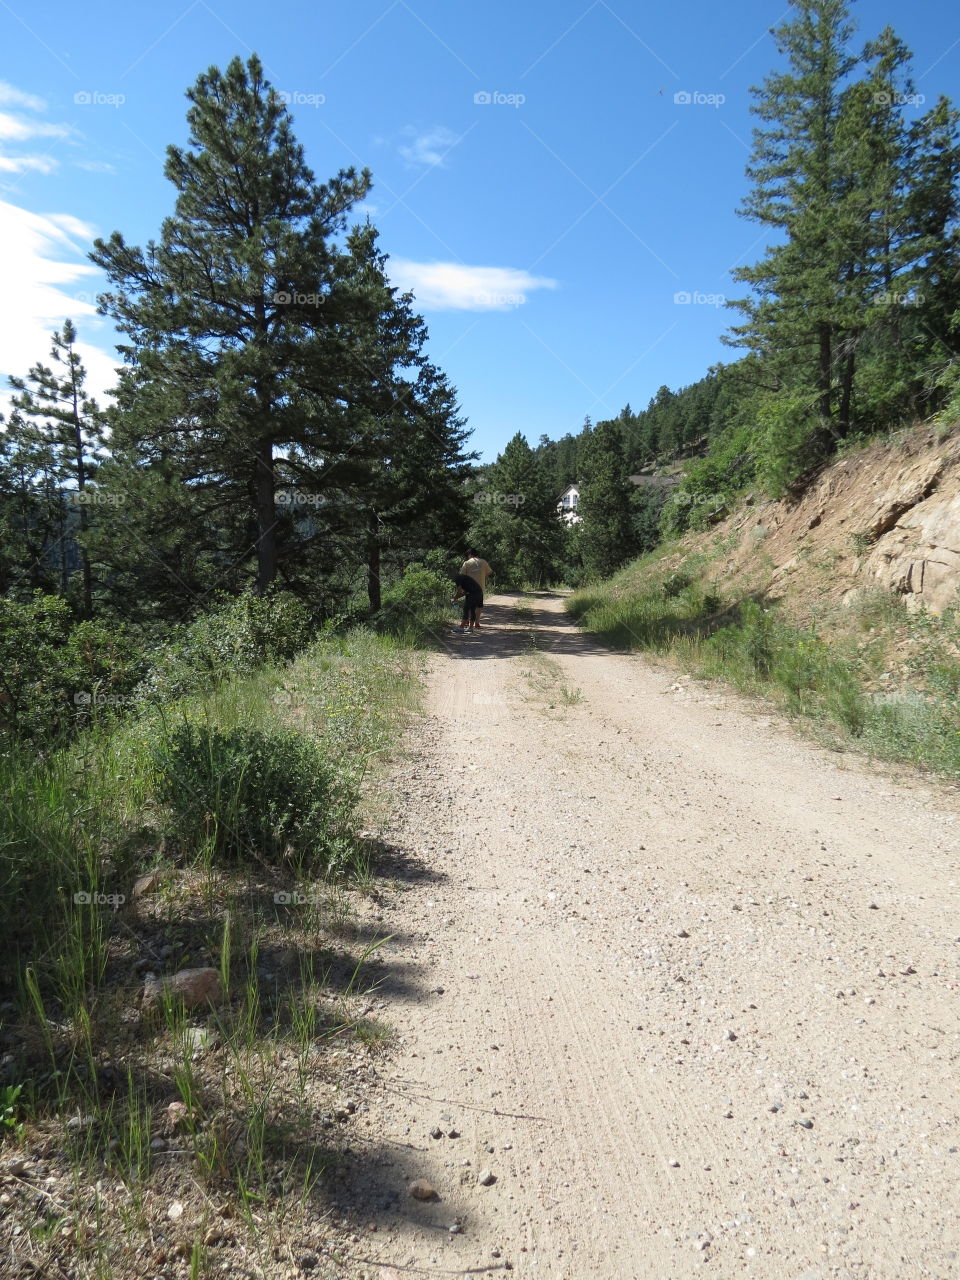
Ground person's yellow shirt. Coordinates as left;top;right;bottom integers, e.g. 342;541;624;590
460;557;493;590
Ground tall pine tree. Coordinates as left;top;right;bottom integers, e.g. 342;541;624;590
90;55;371;594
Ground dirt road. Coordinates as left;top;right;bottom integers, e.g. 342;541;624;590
345;592;960;1279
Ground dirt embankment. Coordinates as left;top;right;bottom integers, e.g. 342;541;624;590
683;423;960;621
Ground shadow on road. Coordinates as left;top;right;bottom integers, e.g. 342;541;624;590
437;592;610;662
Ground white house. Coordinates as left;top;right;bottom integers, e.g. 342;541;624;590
558;483;580;524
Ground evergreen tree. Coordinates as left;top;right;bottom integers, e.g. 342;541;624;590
469;433;562;587
6;321;106;615
577;418;635;578
90;54;371;595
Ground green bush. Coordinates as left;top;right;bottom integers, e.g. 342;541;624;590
139;590;314;702
150;721;357;870
378;563;451;644
0;594;146;746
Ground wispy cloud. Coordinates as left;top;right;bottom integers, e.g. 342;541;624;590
0;154;57;174
0;82;46;112
0;83;118;411
0;111;70;142
73;158;116;174
0;199;118;409
389;260;558;311
398;125;461;168
0;83;73;177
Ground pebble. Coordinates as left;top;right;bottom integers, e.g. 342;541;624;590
797;1119;814;1129
676;929;690;938
430;1127;444;1139
448;1129;461;1139
477;1169;496;1186
409;1179;437;1201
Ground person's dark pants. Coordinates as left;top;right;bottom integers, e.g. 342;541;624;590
461;588;483;624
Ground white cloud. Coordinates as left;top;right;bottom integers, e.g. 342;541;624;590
0;111;70;142
389;259;558;312
0;199;119;411
73;159;116;174
398;125;461;168
0;86;72;177
0;82;46;112
0;154;57;174
0;84;118;414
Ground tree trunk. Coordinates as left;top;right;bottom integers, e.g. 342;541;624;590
817;322;833;421
367;509;381;612
71;391;93;618
838;343;856;437
254;437;277;594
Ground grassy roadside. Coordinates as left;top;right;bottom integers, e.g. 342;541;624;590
0;628;419;1279
568;553;960;779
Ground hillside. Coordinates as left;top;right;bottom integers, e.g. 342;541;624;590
687;422;960;622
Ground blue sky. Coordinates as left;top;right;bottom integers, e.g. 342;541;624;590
0;0;957;461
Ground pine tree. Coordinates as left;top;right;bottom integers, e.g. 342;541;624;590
470;433;562;588
726;0;960;483
577;418;635;578
90;54;371;594
726;0;861;463
6;321;106;614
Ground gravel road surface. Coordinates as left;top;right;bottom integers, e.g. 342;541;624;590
345;592;960;1279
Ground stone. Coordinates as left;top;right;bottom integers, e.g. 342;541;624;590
409;1179;438;1201
142;967;223;1013
132;871;163;900
477;1169;496;1186
165;1101;189;1132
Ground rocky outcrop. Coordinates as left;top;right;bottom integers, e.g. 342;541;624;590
866;482;960;613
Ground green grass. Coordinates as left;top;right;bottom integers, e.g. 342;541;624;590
0;625;418;1276
569;556;960;778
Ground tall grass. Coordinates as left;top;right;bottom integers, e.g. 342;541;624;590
570;559;960;777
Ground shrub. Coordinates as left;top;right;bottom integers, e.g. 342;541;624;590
0;594;146;746
150;721;357;871
378;563;451;644
139;591;314;702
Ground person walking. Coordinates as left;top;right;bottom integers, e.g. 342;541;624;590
459;550;493;628
451;573;484;631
